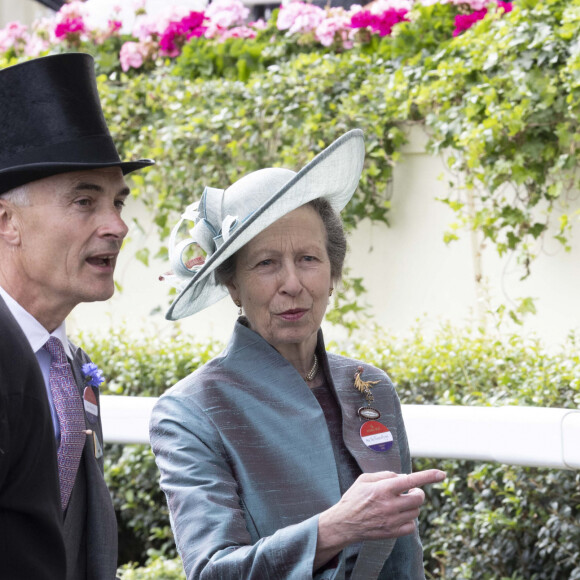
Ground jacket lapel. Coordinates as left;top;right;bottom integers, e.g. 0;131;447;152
69;344;105;461
323;350;400;580
68;343;86;395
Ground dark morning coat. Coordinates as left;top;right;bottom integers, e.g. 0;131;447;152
150;321;424;580
0;296;66;579
65;338;119;580
0;296;119;580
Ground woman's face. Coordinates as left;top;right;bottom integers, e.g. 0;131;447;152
227;205;332;359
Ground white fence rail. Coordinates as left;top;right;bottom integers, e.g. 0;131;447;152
100;396;580;470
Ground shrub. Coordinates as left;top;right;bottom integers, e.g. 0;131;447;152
118;556;185;580
78;325;579;578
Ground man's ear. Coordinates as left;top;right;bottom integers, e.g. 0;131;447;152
0;199;22;246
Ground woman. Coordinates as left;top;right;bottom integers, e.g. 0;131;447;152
150;130;445;580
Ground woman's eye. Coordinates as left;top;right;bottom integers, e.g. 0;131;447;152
75;198;91;207
257;259;272;267
114;199;126;210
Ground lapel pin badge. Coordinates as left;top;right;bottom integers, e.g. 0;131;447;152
353;366;393;452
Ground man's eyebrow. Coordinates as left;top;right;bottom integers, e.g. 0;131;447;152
73;182;103;193
72;182;131;196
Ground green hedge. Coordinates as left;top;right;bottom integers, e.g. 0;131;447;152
77;325;579;578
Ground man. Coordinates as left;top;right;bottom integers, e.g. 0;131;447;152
0;53;153;579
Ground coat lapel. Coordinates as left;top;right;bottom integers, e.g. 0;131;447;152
68;344;104;465
323;349;401;580
66;343;118;579
69;345;85;396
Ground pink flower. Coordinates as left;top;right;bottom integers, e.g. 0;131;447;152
277;2;326;35
24;37;49;57
206;0;250;29
350;8;409;37
222;26;257;39
452;1;512;36
133;6;193;41
108;20;122;34
316;19;341;47
158;11;207;57
249;19;268;30
133;16;159;41
447;0;488;9
54;17;86;39
203;21;228;39
0;21;29;53
29;16;53;43
159;21;185;56
350;10;374;29
57;1;86;20
181;11;206;32
453;8;487;36
120;41;146;71
315;9;352;47
497;1;513;12
374;8;409;35
53;1;88;42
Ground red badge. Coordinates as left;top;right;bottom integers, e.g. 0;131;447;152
360;420;393;453
83;387;99;424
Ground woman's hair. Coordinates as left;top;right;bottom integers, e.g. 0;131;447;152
215;197;347;287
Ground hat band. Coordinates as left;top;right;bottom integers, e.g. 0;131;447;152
0;134;122;172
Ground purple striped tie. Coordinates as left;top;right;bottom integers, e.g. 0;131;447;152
43;337;86;510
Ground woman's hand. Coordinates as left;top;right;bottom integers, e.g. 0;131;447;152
314;469;446;570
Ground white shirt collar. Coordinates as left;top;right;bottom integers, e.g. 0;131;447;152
0;285;72;358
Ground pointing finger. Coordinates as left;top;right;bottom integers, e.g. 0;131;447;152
388;469;446;495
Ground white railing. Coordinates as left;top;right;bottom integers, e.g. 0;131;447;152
100;396;580;470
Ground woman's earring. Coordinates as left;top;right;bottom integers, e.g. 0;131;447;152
234;299;242;316
329;288;334;297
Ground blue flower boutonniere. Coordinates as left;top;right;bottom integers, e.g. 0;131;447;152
82;362;105;388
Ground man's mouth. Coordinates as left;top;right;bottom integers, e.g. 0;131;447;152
86;254;116;268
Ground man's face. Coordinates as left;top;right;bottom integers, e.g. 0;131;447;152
8;167;129;327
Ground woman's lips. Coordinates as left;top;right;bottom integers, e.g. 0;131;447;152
278;309;307;321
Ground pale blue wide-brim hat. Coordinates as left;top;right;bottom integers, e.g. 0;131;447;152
164;129;365;321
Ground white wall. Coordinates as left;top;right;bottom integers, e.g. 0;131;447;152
67;126;580;346
348;127;580;344
0;0;50;27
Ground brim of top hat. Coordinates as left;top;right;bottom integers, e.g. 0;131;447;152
0;158;155;195
165;129;365;321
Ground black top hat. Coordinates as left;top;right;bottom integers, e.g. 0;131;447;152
0;53;154;195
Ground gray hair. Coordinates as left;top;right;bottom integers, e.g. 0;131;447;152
215;197;347;287
1;184;30;206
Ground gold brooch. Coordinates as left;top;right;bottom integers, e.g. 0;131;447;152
354;366;381;420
